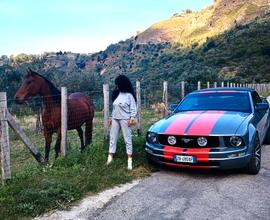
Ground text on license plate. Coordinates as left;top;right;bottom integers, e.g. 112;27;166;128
174;155;196;163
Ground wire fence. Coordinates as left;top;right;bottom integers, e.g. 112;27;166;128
1;80;270;183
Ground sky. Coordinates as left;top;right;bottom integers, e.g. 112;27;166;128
0;0;214;56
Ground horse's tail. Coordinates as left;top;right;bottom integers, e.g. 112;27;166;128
85;96;94;146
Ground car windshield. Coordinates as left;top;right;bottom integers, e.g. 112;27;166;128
175;92;252;113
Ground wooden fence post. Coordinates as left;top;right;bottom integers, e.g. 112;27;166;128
136;81;141;136
259;84;263;93
0;92;11;184
197;81;201;90
263;84;267;93
267;84;270;91
61;87;67;156
181;81;185;100
103;84;110;141
221;82;224;87
163;81;168;117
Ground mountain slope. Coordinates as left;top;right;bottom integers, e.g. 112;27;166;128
136;0;270;46
1;0;270;102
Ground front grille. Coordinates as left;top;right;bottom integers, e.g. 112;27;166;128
158;134;219;148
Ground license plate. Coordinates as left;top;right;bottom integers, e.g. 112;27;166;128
174;155;196;163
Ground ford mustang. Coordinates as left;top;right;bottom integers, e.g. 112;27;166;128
146;88;270;174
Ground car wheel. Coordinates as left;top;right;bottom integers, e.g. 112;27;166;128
245;134;261;175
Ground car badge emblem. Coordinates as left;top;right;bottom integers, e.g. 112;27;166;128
168;136;177;145
181;138;193;143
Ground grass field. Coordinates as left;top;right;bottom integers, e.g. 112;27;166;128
0;110;159;220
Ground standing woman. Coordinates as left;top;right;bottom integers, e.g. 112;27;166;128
107;75;137;170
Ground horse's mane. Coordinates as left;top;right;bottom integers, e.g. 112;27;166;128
34;72;61;103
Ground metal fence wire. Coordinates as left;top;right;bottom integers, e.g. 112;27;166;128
1;80;270;182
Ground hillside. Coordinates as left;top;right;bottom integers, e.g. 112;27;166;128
1;0;270;102
137;0;270;45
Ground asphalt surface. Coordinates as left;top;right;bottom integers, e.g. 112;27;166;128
87;145;270;220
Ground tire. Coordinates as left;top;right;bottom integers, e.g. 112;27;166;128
245;134;261;175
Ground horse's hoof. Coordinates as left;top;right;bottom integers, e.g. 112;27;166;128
55;155;59;160
85;140;92;146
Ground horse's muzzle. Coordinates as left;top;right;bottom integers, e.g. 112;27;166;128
14;97;24;104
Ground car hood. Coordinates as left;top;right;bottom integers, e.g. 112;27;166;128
149;111;251;136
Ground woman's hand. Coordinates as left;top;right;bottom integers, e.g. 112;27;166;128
128;118;136;127
108;117;112;126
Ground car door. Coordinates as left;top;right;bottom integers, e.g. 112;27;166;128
252;91;269;141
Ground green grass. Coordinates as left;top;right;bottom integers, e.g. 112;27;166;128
260;91;270;97
0;110;159;220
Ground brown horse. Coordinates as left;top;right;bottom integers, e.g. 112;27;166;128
15;68;94;163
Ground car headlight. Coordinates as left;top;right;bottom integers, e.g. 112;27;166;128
197;137;208;147
229;136;243;147
147;132;159;143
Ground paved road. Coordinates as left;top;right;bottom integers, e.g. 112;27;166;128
87;145;270;220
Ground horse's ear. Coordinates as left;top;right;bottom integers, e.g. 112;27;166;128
27;68;35;76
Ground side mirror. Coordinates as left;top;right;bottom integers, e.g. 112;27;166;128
255;103;269;111
169;103;178;112
261;97;267;103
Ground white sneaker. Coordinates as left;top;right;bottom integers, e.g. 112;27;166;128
127;158;132;170
106;155;113;165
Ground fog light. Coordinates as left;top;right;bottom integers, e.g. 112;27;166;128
228;152;245;158
197;137;207;147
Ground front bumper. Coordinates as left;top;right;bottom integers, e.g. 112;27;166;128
145;143;251;169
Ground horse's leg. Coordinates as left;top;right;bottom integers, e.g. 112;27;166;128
54;129;61;159
77;127;85;152
85;119;93;146
44;131;53;163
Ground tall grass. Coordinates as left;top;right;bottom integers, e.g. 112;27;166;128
0;110;159;220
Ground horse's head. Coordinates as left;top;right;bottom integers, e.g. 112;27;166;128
15;68;43;104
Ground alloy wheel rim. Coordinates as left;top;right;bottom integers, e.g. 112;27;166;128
255;140;261;168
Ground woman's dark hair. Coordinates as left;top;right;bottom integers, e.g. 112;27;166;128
112;75;137;102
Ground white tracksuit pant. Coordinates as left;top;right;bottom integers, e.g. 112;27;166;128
109;118;132;155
